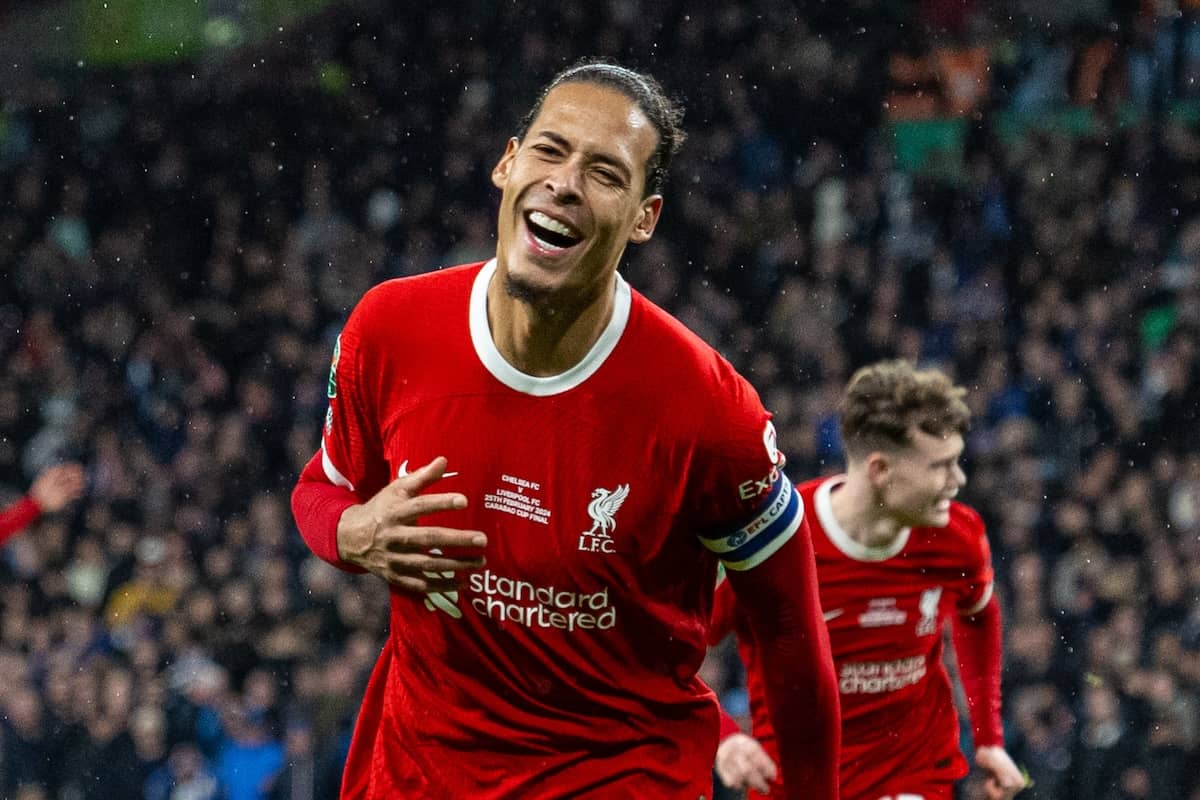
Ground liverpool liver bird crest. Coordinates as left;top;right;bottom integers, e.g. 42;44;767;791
583;484;630;538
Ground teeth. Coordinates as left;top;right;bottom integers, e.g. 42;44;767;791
532;234;564;251
529;211;576;238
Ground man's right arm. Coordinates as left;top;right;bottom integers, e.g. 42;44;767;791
292;450;368;570
724;517;840;800
292;451;487;591
291;305;486;591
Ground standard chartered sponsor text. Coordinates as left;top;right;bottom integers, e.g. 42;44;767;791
468;570;615;631
839;656;926;694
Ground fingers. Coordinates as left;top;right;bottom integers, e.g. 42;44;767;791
387;491;469;523
388;551;485;574
745;746;778;793
393;456;456;494
31;463;86;510
982;774;1023;800
741;749;774;795
715;735;776;795
390;573;460;595
389;526;487;553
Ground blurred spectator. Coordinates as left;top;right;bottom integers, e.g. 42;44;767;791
0;462;84;546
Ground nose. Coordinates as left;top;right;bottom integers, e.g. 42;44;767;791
951;463;966;490
545;158;584;203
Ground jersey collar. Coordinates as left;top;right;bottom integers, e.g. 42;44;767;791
814;476;912;562
469;259;631;396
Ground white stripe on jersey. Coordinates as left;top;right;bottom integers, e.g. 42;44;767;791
321;441;355;492
962;581;994;616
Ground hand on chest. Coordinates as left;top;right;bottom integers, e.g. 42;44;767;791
384;446;665;579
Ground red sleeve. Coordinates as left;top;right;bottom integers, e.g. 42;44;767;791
291;294;393;572
0;496;41;547
718;703;742;740
953;594;1004;747
709;577;737;645
291;451;367;573
725;517;840;800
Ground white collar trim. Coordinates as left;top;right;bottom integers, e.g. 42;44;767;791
814;476;912;562
468;259;631;397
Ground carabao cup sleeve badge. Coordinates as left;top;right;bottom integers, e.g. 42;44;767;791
327;335;341;399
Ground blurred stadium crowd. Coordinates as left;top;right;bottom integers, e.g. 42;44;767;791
1;0;1199;798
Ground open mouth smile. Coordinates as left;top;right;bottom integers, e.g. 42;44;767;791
524;210;583;253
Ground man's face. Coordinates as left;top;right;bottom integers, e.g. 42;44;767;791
875;428;966;529
491;81;662;309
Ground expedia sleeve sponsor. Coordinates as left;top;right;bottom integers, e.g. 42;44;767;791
698;473;803;571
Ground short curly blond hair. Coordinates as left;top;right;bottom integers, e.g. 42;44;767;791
839;360;970;461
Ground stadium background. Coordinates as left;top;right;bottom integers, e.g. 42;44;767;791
1;0;1198;797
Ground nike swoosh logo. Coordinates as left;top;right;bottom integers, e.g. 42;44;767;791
398;459;459;478
823;609;844;622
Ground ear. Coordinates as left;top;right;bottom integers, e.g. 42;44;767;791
628;194;663;244
864;452;892;490
491;138;520;190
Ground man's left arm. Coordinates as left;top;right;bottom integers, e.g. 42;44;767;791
723;518;839;800
954;578;1025;799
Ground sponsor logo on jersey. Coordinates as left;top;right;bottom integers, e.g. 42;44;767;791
578;484;629;553
737;470;778;501
857;597;907;628
823;608;844;622
468;570;616;631
398;459;458;478
916;586;942;636
839;656;927;694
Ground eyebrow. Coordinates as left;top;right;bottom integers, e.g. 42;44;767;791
534;130;633;182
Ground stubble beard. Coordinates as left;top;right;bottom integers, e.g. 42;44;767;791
503;273;566;317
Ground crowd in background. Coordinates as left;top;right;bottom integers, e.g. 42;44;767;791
1;0;1199;798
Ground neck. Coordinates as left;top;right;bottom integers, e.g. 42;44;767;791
486;271;616;377
829;473;907;549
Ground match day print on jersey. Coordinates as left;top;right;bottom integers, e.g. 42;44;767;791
482;473;551;525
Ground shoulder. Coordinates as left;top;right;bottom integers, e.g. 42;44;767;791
796;476;828;498
628;290;761;414
346;262;483;344
947;501;985;536
942;501;991;561
355;262;482;320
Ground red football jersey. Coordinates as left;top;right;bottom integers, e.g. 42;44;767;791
310;260;803;799
724;475;993;800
